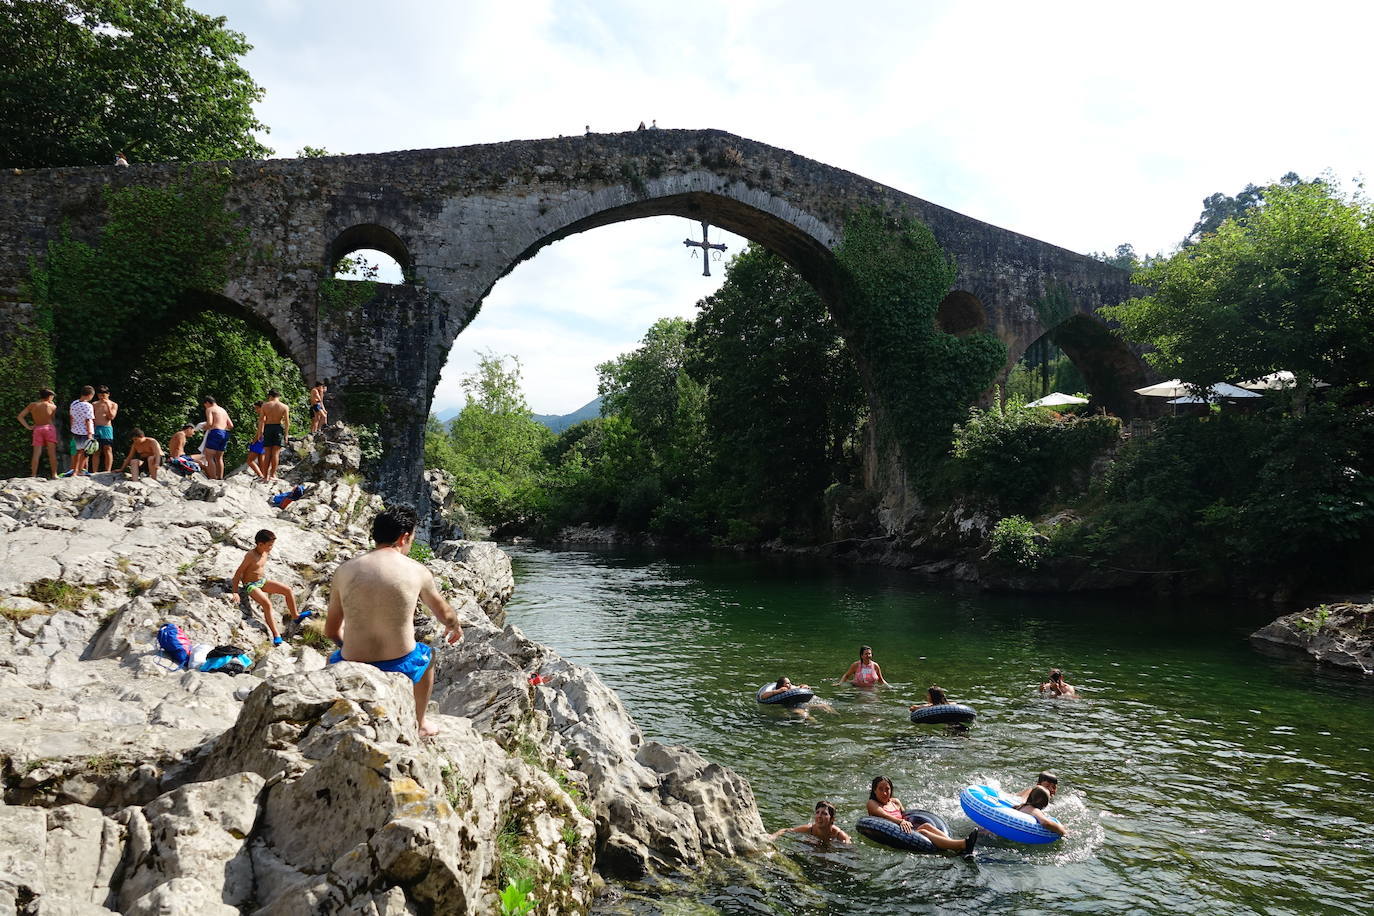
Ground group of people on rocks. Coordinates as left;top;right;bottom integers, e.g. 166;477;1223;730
766;645;1074;855
15;383;330;482
224;505;462;737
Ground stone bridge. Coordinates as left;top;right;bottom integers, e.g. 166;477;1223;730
0;129;1146;514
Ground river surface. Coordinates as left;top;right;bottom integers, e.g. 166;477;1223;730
503;546;1374;915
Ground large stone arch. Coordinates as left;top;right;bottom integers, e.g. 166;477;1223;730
0;128;1150;520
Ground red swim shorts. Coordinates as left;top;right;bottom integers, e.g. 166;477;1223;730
31;424;56;447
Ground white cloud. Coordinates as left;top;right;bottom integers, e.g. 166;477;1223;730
193;0;1374;411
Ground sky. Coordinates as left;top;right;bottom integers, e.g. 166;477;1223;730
190;0;1374;415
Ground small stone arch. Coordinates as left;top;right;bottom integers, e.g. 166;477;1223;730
935;290;988;337
326;224;412;278
1043;314;1151;418
177;290;310;371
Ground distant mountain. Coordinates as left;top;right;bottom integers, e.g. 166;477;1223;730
430;397;602;433
533;396;603;433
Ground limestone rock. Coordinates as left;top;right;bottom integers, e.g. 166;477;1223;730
1251;603;1374;674
117;772;263;910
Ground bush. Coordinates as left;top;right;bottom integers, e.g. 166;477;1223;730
950;403;1121;514
988;516;1046;569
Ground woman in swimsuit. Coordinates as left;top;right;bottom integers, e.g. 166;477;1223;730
839;645;888;687
866;776;977;852
771;800;851;843
759;676;809;700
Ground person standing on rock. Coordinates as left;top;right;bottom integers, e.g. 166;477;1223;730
201;396;233;480
257;390;290;480
17;388;60;479
92;385;118;473
226;529;297;645
325;505;463;737
308;382;328;433
69;386;96;477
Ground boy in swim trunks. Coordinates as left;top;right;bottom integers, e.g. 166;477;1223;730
201;396;234;480
116;427;163;480
325;505;463;737
17;388;59;479
226;529;298;645
92;385;118;472
256;390;290;480
69;386;96;477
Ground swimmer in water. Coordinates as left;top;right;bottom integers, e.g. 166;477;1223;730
838;645;888;687
771;800;851;843
866;776;977;852
1039;668;1078;698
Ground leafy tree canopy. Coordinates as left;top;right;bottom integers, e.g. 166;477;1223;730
0;0;271;167
1103;180;1374;389
1183;171;1316;247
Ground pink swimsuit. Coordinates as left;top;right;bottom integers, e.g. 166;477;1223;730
853;662;879;686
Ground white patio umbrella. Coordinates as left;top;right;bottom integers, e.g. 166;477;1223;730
1238;370;1331;390
1135;380;1261;400
1025;392;1089;408
1163;383;1262;404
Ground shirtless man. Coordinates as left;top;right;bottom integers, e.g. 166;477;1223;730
92;385;118;472
116;427;162;480
167;423;195;459
309;382;328;433
201;396;233;480
257;390;290;480
325;505;463;737
1015;771;1060;804
1039;668;1078;698
69;386;96;477
17;388;59;478
226;529;298;645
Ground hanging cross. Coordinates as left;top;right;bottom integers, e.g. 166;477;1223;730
682;221;727;277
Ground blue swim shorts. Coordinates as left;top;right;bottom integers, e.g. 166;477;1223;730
204;428;230;452
328;642;433;684
95;425;115;442
248;439;265;454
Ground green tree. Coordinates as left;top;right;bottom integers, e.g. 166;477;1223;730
0;0;271;168
689;245;866;538
426;353;552;529
1183;172;1312;247
1103;180;1374;390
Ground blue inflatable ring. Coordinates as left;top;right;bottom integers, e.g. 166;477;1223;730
855;809;950;854
959;785;1060;844
756;683;814;707
909;703;977;725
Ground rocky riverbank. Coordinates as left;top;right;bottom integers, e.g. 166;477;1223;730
1250;603;1374;675
0;433;767;914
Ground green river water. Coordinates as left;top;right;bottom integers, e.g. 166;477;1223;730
503;546;1373;915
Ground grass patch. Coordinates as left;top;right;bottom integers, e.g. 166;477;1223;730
115;555;133;572
0;604;51;623
297;627;334;653
27;579;96;610
496;815;536;886
341;471;363;486
176;561;195;575
561;825;581;849
440;764;470;810
126;576;154;598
